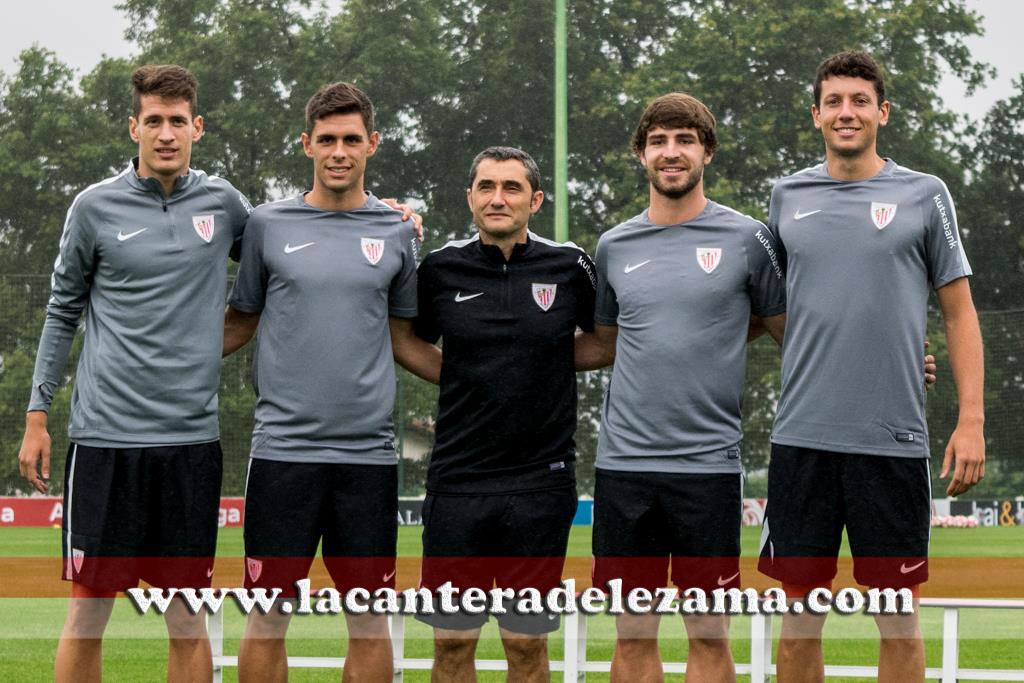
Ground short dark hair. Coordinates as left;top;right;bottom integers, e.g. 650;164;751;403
131;64;198;117
631;92;718;156
468;147;542;194
304;82;375;135
814;51;886;107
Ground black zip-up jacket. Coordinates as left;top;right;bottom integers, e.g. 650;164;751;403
415;232;597;494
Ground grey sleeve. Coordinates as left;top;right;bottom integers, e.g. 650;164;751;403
227;212;268;313
210;179;253;262
747;223;787;317
388;225;418;318
27;202;96;412
228;190;254;262
924;178;972;289
594;235;619;325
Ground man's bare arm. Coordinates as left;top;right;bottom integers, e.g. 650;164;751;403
747;313;786;345
935;277;985;497
389;317;441;385
760;313;786;346
747;315;767;342
575;323;619;371
224;306;261;356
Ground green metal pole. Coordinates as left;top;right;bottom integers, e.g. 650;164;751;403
554;0;569;243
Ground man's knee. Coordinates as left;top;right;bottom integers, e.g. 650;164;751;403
63;592;116;639
164;597;209;640
434;629;480;663
683;614;730;641
779;610;828;640
500;631;548;667
615;612;661;641
875;611;921;640
243;606;294;640
346;612;391;640
615;634;661;661
687;636;733;667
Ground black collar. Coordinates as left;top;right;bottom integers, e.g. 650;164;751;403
477;236;533;264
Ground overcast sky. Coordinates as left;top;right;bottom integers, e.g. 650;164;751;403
1;0;1022;123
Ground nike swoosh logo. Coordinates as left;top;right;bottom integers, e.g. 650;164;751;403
454;292;484;302
284;242;315;254
117;228;147;241
717;571;740;586
207;567;214;578
624;259;652;273
793;209;822;220
382;570;396;582
900;560;926;574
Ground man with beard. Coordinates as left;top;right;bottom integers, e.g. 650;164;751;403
576;92;787;680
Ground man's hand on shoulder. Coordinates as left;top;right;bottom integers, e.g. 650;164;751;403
381;198;424;241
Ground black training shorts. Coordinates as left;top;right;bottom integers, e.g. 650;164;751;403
592;468;743;593
758;443;931;589
61;441;222;592
417;486;577;634
243;459;398;597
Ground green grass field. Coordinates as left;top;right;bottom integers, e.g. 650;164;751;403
1;526;1022;681
5;524;1023;559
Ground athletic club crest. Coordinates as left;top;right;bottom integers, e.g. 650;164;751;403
696;247;722;274
246;557;263;582
192;214;215;243
871;202;897;230
72;548;85;574
532;283;557;311
361;237;385;265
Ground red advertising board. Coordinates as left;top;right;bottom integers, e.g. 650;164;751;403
0;497;246;528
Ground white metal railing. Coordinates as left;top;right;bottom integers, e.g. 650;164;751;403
209;598;1024;681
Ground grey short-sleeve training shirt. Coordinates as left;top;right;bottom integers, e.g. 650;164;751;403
768;160;972;457
228;193;418;465
595;201;786;473
28;161;252;446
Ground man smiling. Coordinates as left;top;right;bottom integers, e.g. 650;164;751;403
18;64;252;682
413;147;596;681
758;50;985;681
223;81;438;682
575;93;787;681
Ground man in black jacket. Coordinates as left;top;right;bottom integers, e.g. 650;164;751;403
414;147;596;682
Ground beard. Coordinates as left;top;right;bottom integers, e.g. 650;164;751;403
648;163;704;199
